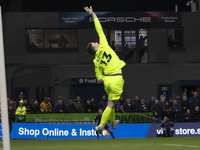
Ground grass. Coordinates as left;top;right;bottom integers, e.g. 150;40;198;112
1;137;199;150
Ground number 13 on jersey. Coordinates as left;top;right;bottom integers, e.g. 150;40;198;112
100;52;112;66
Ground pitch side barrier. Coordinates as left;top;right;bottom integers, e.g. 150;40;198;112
8;122;200;139
26;112;155;124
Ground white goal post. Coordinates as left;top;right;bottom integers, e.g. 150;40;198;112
0;6;11;150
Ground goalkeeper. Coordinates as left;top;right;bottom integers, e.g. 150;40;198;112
84;6;126;134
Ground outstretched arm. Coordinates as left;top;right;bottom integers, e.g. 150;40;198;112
84;6;108;46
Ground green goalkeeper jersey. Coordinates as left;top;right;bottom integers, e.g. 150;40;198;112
93;18;126;81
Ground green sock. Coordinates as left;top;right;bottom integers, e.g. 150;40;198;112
110;108;115;123
99;107;112;128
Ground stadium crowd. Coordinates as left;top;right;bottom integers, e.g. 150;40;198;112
7;89;200;123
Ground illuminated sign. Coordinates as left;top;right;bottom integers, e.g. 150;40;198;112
59;12;182;28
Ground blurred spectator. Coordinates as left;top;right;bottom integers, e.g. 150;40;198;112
160;96;166;110
123;97;134;112
93;109;115;139
59;35;69;48
182;88;188;98
172;100;183;122
189;91;200;109
15;100;26;122
74;96;84;112
190;90;194;98
163;101;172;120
138;35;147;62
66;99;77;113
152;99;163;122
147;96;156;111
175;95;181;104
169;97;174;107
98;94;107;110
84;99;94;113
160;116;174;137
90;97;98;113
23;99;30;113
8;104;15;131
159;94;164;101
191;106;200;122
168;35;175;47
8;98;17;110
47;97;55;110
141;98;148;112
29;96;40;113
181;95;190;113
55;96;67;113
116;96;125;113
184;109;192;122
40;97;52;113
133;95;142;112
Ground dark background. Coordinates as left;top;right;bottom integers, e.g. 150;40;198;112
1;0;191;13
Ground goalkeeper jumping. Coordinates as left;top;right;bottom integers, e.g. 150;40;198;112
84;6;126;134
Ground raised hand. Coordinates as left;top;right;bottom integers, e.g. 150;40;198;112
84;6;94;15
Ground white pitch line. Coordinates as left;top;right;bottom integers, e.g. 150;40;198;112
10;145;116;150
164;144;200;148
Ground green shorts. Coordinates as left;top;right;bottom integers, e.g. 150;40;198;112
103;75;124;100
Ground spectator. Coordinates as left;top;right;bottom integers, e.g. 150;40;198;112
55;96;67;113
191;106;200;122
74;96;84;113
66;99;77;113
8;98;17;110
189;91;200;109
84;99;94;113
123;97;134;112
23;99;30;113
169;97;174;107
98;94;107;110
29;96;40;113
190;90;194;99
116;96;125;113
93;109;115;139
163;101;172;120
138;34;147;62
47;97;55;111
15;100;26;122
141;98;148;112
172;100;182;122
168;34;175;47
184;109;192;122
152;99;163;122
59;35;69;48
90;97;98;112
160;116;174;137
182;88;188;98
133;95;142;112
160;96;166;110
175;95;181;104
8;104;15;131
147;96;156;111
181;95;190;113
40;97;52;113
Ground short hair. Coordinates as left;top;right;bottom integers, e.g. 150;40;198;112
87;42;95;55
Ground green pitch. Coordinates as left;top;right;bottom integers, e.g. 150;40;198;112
4;137;200;150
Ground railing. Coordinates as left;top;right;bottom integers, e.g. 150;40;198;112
26;112;155;124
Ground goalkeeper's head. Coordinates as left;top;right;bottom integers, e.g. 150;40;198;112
87;42;99;55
